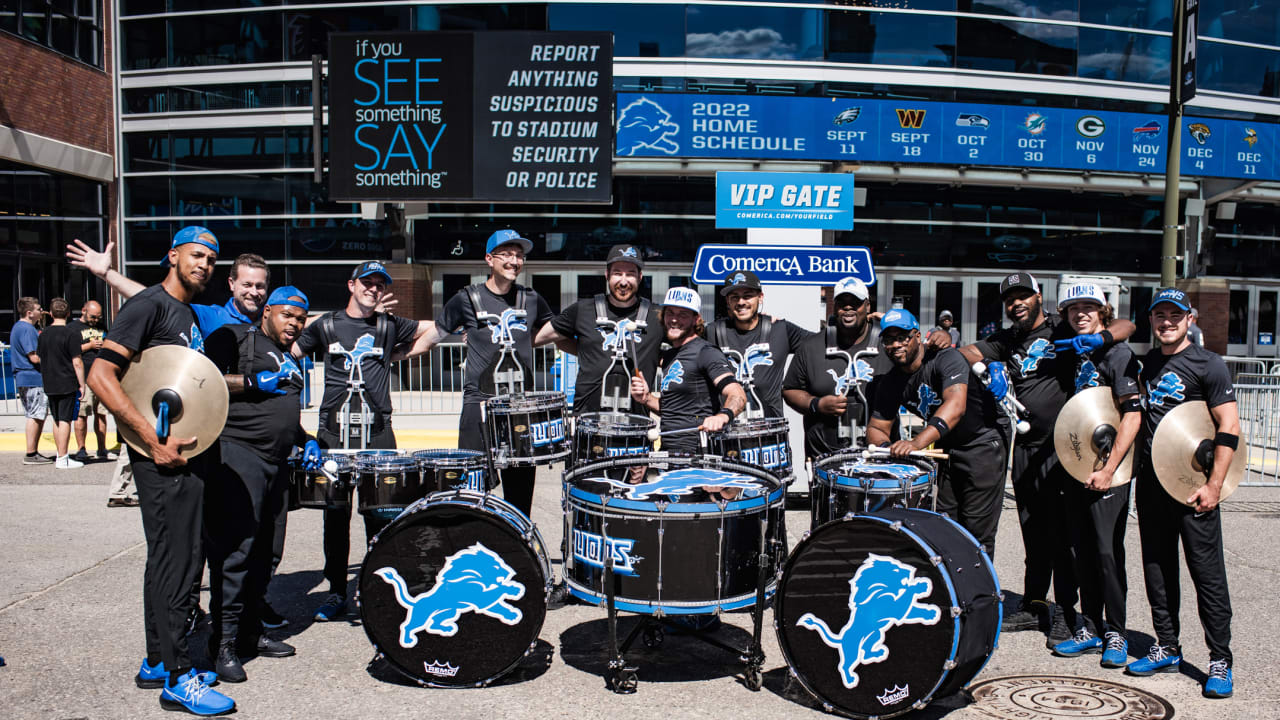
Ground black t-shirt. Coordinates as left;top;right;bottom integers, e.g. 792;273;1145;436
1139;344;1235;459
106;284;205;355
1072;342;1141;399
655;337;735;451
973;313;1074;443
207;323;306;461
872;347;1004;449
296;310;419;416
67;319;107;374
437;283;554;404
550;295;662;413
707;315;815;418
783;324;890;459
36;325;82;395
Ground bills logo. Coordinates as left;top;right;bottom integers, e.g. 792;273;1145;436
572;528;641;576
530;418;565;447
1016;338;1057;374
1147;371;1187;407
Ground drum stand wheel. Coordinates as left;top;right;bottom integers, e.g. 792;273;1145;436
606;659;639;694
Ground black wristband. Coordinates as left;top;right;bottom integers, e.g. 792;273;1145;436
1120;397;1142;414
926;416;950;438
97;347;129;369
1213;432;1239;450
809;397;821;416
719;407;736;423
1100;329;1115;345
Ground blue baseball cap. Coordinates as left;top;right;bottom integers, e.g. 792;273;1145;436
486;229;533;255
880;308;920;333
160;226;219;266
266;286;309;311
351;260;392;285
1149;287;1191;312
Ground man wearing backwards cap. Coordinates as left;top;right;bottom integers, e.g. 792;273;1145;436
534;244;662;413
868;308;1008;557
630;287;746;454
87;226;236;715
783;276;889;459
203;286;316;682
1127;287;1238;698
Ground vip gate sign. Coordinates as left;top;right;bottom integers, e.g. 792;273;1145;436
715;172;855;230
692;245;876;287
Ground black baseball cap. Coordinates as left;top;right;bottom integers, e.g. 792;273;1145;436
606;244;644;269
351;260;392;284
999;272;1041;298
720;270;762;296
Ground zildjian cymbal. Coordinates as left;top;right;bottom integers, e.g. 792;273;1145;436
1053;386;1134;486
118;345;228;460
1151;401;1246;506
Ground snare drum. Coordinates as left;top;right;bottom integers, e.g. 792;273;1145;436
776;508;1001;719
709;416;792;480
355;452;428;515
412;449;492;492
811;451;936;527
289;453;354;510
563;453;785;615
486;391;570;466
571;412;653;465
358;491;551;687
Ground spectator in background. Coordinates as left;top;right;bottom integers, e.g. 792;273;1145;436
69;300;115;462
1188;308;1206;347
11;297;50;465
932;310;960;347
36;298;86;469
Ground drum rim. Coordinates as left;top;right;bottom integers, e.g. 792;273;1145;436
563;453;785;514
412;448;485;461
485;390;567;410
354;455;419;470
563;577;774;615
713;416;790;438
574;411;655;434
814;465;933;492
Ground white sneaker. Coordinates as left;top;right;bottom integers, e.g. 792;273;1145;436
55;455;85;469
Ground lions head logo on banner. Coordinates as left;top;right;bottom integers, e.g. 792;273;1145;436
617;97;680;156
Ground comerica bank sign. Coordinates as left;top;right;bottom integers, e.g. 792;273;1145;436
692;245;876;287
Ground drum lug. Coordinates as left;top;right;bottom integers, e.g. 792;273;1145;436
890;521;903;531
944;659;957;670
951;606;962;618
800;530;811;542
930;554;943;566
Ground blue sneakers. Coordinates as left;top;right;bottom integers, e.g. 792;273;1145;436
1125;644;1182;676
1203;659;1233;698
1052;626;1103;657
159;669;235;716
1100;632;1128;668
314;593;347;622
135;660;217;689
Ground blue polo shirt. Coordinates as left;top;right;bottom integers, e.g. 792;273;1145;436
192;297;253;337
10;320;42;387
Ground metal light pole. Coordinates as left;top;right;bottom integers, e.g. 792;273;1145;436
1161;0;1196;287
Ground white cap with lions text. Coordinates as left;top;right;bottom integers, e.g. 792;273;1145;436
662;286;702;314
1058;283;1107;310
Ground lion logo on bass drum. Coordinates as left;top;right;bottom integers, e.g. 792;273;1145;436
374;543;525;646
797;554;941;689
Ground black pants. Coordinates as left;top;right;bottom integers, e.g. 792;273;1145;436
935;430;1007;558
1069;480;1131;635
318;423;396;595
1012;438;1079;611
1136;461;1233;661
132;446;211;676
460;402;536;517
205;438;288;650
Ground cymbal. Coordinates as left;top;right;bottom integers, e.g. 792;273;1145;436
1053;386;1134;486
1151;401;1246;506
118;345;228;460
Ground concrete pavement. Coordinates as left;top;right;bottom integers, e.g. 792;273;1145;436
2;457;1280;719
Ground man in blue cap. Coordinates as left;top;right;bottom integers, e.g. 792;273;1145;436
87;225;235;715
204;286;316;683
1128;287;1238;699
867;308;1008;556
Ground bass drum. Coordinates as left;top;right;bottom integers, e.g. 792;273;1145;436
357;491;551;687
775;508;1001;719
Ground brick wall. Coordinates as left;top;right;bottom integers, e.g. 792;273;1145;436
1177;278;1229;354
386;264;434;321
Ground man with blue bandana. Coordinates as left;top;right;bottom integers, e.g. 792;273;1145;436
203;286;316;683
87;226;235;715
869;309;1008;556
1129;288;1238;699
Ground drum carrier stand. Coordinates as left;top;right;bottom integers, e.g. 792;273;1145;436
595;295;648;414
474;287;528;471
826;324;880;447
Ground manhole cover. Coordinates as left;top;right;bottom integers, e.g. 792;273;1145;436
969;675;1174;719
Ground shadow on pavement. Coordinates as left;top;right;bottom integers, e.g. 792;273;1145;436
559;616;756;685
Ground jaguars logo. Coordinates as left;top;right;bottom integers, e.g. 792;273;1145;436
797;554;941;689
660;360;685;392
1147;371;1186;407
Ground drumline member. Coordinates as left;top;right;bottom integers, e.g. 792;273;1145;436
1048;283;1141;667
707;270;814;418
534;243;661;414
629;287;745;454
1128;287;1237;699
87;226;234;715
293;261;431;622
868;309;1008;557
782;277;886;460
203;287;317;682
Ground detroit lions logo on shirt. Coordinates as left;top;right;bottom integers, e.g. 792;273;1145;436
1074;359;1100;393
1147;371;1187;407
593;467;764;500
181;323;205;353
907;383;942;419
731;343;773;384
1015;337;1056;375
660;360;685;391
827;359;874;396
341;333;378;370
488;308;528;344
261;351;303;387
599;318;638;352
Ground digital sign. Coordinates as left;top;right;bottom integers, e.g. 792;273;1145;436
616;93;1277;182
329;31;613;203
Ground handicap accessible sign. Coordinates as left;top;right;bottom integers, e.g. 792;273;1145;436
692;244;876;287
715;171;855;230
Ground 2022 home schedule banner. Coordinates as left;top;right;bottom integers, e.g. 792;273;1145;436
616;93;1276;182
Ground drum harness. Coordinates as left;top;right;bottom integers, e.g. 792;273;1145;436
710;316;771;421
825;323;880;444
594;294;650;413
316;311;393;450
469;284;529;472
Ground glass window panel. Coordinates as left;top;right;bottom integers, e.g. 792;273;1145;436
21;4;46;43
76;22;99;64
828;10;955;67
125;177;172;217
977;281;1003;337
531;274;561;314
685;5;824;60
199;219;287;262
1258;290;1277;341
169;12;282;67
413;4;548;32
123;222;179;262
50;11;75;55
1198;41;1280;98
549;3;684;57
120;0;166;15
1203;0;1279;46
283;263;359;311
841;0;956;9
171;0;278;10
285;175;358;216
891;279;922;318
285;127;325;168
1080;0;1169;30
173;174;285;216
124;132;171;173
0;0;16;34
1078;28;1170;84
121;18;167;69
60;176;102;216
171;128;287;171
286;221;390;263
282;7;412;60
962;0;1078;22
1228;289;1248;344
957;17;1077;75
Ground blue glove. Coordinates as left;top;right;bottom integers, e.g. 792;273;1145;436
986;361;1010;402
1054;333;1106;355
245;369;288;395
301;440;322;471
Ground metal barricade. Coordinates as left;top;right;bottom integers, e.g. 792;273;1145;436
1224;356;1268;382
1235;373;1280;486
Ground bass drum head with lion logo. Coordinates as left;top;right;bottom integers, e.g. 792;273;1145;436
357;491;550;687
775;508;1001;719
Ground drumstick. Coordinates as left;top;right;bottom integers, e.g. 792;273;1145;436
647;426;703;441
864;446;950;461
